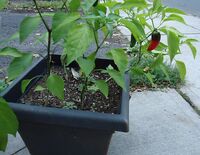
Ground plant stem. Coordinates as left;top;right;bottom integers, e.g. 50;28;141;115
47;31;52;76
141;31;154;43
95;32;109;54
80;77;88;108
61;0;68;12
32;0;51;32
126;42;143;73
32;0;52;76
150;16;155;30
137;42;143;64
93;28;99;49
91;24;114;55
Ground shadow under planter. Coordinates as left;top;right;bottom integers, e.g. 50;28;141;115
1;54;130;155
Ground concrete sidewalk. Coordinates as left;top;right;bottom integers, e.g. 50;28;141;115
1;12;200;155
109;89;200;155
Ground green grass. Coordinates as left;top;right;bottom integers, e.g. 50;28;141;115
130;55;182;90
8;0;64;10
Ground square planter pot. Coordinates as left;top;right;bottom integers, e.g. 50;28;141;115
0;54;130;155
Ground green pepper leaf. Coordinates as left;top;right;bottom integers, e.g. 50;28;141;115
20;16;41;43
131;18;145;37
69;0;81;11
0;98;18;136
0;133;8;151
77;57;95;77
164;14;186;25
107;69;125;90
81;0;97;11
0;47;23;57
186;42;197;59
21;79;31;94
120;19;145;41
115;0;147;10
46;74;64;100
8;53;33;81
164;7;186;15
152;0;162;12
52;12;80;43
176;60;186;81
95;80;109;97
63;23;94;65
107;49;128;73
167;30;180;62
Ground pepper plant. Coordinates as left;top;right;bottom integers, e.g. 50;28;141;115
0;0;198;151
3;0;199;108
33;0;196;104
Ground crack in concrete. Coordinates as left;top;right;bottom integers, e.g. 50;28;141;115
10;146;26;155
176;89;200;116
187;25;200;32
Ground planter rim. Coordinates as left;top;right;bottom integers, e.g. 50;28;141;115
0;56;44;97
1;54;130;132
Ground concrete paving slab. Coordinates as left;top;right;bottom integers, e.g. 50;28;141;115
181;16;200;32
0;133;25;155
108;89;200;155
163;0;200;17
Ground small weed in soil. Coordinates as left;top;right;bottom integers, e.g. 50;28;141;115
21;66;121;114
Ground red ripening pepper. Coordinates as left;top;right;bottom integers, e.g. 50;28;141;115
147;31;161;51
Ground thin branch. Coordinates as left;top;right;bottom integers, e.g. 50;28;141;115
32;0;51;32
141;31;154;43
92;28;99;49
94;32;109;54
99;32;109;49
47;31;52;76
136;42;143;64
61;0;68;10
80;77;88;107
149;16;155;30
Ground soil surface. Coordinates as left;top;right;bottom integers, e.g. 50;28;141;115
21;66;121;114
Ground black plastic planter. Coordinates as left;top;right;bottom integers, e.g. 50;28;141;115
0;55;130;155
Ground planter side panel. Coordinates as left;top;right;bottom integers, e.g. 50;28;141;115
19;122;113;155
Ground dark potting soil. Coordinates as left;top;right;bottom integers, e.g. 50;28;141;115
21;66;121;114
